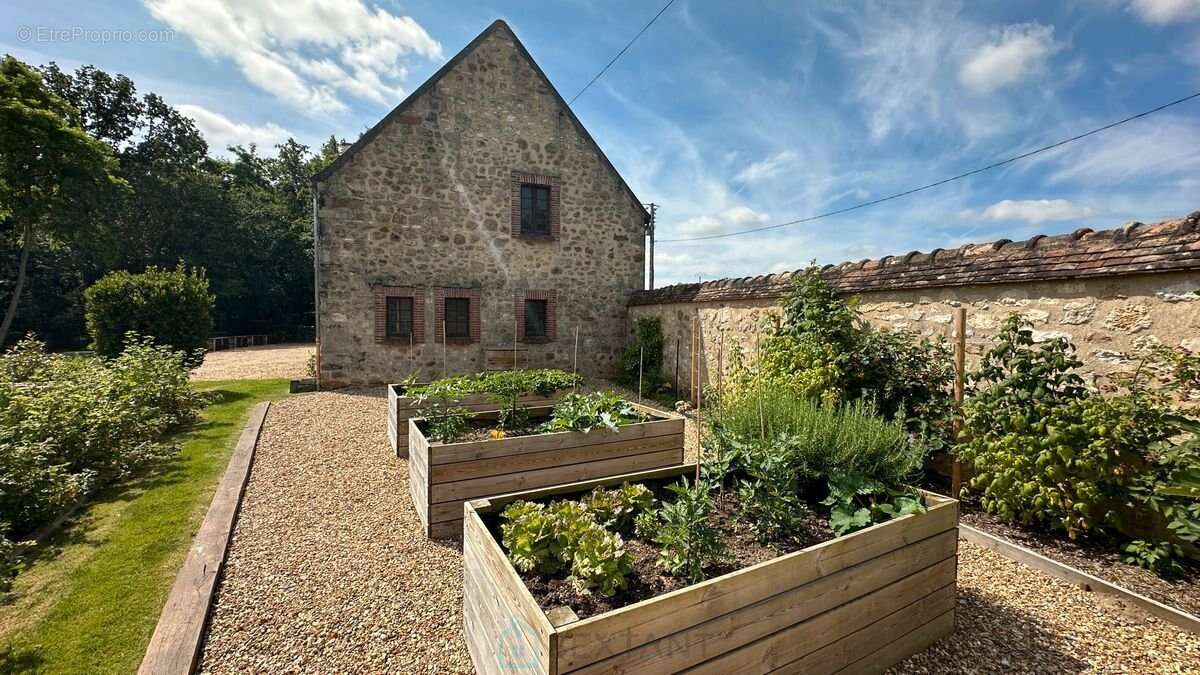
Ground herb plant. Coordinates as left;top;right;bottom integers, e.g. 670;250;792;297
638;478;725;583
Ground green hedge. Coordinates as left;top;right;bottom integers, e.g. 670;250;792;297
84;265;214;366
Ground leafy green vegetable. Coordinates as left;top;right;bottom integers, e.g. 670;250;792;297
539;392;644;434
638;478;725;583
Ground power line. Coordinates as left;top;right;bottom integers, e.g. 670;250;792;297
658;89;1200;244
569;0;677;105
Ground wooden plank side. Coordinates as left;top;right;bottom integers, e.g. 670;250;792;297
683;561;956;675
430;449;683;505
464;511;555;673
465;518;540;675
138;402;270;675
557;498;956;670
431;433;683;483
430;416;683;465
566;531;957;675
833;608;956;675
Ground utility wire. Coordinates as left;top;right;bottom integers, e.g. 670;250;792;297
659;89;1200;243
569;0;677;105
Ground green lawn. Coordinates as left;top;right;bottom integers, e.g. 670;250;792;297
0;379;290;674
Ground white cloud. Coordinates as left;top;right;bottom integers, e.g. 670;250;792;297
675;206;770;236
144;0;442;113
960;23;1060;94
1037;114;1200;185
959;199;1096;223
1129;0;1200;24
176;104;292;153
734;151;798;183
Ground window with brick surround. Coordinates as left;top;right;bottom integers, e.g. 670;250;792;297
373;286;424;345
434;288;481;344
511;172;560;239
516;290;556;343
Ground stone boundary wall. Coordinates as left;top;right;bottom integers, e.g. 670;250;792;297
629;213;1200;397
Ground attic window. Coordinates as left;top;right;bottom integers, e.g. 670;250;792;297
521;184;552;236
511;172;560;239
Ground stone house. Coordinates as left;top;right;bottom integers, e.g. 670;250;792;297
312;20;649;387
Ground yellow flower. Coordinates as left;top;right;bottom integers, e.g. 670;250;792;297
488;429;507;439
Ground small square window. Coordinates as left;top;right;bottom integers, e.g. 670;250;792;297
524;299;548;338
444;297;471;339
385;296;413;338
520;184;551;236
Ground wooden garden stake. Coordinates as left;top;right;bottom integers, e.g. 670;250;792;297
695;326;703;483
572;325;579;392
442;319;448;379
952;307;966;499
674;336;680;398
638;345;644;402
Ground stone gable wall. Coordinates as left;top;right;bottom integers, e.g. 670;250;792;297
316;27;646;387
629;271;1200;397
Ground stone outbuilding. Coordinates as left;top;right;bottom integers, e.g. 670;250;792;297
312;20;649;387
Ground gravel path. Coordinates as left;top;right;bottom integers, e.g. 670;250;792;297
191;343;314;381
199;386;1200;673
198;389;472;673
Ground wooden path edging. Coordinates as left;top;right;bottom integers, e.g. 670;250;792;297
959;523;1200;636
138;401;271;675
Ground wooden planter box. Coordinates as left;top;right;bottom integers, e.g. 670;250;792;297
463;465;959;675
408;404;685;539
388;383;567;458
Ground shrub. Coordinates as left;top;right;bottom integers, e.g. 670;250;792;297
637;478;725;583
0;524;19;594
958;317;1174;538
0;335;203;536
84;265;214;366
618;317;667;396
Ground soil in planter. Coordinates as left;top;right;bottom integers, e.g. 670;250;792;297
960;506;1200;617
519;490;836;619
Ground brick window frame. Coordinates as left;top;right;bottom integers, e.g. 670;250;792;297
515;289;557;343
510;171;561;240
373;286;425;345
434;287;481;345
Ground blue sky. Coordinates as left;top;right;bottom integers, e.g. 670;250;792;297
4;0;1200;286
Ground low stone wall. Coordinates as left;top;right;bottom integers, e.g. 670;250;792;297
631;216;1200;401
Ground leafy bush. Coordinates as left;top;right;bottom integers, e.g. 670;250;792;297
539;392;643;434
583;483;654;534
0;335;203;536
618;317;667;397
0;523;22;594
84;265;214;366
958;317;1173;538
636;478;725;583
499;498;633;596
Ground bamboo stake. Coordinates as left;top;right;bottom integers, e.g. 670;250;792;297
442;319;447;380
674;336;680;399
695;324;703;483
756;321;765;440
952;307;966;499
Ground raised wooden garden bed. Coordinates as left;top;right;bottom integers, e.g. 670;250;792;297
463;465;959;675
387;383;567;458
407;404;684;539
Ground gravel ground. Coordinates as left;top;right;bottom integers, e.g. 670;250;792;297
190;343;314;381
894;542;1200;674
199;385;1199;674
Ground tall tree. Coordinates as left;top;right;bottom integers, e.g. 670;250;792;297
0;57;124;347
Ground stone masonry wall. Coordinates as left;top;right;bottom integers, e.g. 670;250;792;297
315;23;646;387
629;270;1200;398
